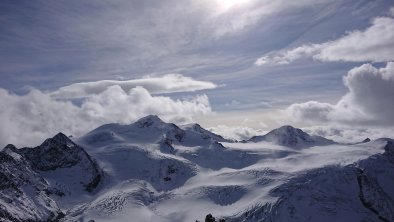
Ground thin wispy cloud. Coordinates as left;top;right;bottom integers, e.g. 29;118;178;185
50;74;217;99
256;16;394;65
0;0;339;91
1;0;394;145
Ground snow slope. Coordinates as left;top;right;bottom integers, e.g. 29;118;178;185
1;115;393;222
227;141;394;222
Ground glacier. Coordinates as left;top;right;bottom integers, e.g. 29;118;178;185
1;115;393;222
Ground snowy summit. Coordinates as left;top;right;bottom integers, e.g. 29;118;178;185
1;116;393;222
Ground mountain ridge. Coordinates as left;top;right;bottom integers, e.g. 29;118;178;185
0;115;392;222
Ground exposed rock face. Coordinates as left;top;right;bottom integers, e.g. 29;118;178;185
0;133;102;222
0;145;63;222
20;133;90;170
18;133;101;192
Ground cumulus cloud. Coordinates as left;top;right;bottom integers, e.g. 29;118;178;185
50;74;217;99
286;62;394;126
287;101;334;123
0;86;212;148
208;125;266;141
256;17;394;65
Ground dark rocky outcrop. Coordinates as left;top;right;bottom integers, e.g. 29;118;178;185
0;145;63;222
17;133;102;192
0;133;102;222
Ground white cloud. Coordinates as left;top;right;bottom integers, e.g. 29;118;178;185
255;44;321;65
50;74;217;99
0;86;212;148
212;0;330;37
317;17;394;62
389;7;394;16
287;101;334;123
286;62;394;126
256;17;394;65
208;125;265;141
304;125;394;143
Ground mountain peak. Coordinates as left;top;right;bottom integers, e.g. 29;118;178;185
3;144;18;153
16;133;102;191
273;125;304;133
279;125;295;129
264;125;312;145
191;123;202;129
249;125;333;148
136;115;165;128
187;123;206;133
53;132;71;141
40;132;74;148
180;123;229;143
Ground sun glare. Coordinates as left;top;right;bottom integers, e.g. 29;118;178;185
216;0;248;11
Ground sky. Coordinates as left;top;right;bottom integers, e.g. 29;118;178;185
1;0;394;147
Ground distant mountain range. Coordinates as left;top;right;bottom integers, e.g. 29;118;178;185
1;115;393;222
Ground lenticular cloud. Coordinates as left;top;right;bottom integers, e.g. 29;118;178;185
50;74;217;99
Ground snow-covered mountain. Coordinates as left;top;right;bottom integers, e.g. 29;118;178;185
1;115;393;222
0;144;63;222
79;115;230;148
0;133;101;222
18;133;101;194
227;141;394;222
248;125;334;148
